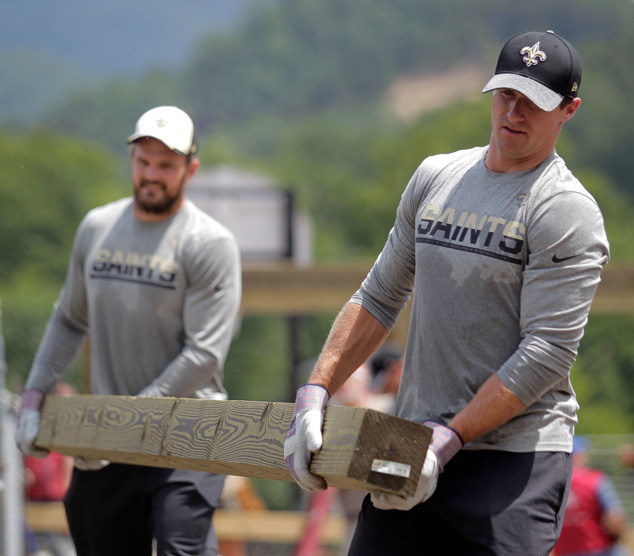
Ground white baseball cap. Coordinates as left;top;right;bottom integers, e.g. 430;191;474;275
127;105;197;155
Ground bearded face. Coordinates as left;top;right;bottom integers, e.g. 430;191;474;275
129;138;198;221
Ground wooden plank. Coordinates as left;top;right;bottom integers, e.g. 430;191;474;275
214;509;345;544
25;502;69;534
25;502;634;548
239;262;634;351
241;261;371;315
36;395;431;497
592;264;634;314
24;502;346;544
240;262;634;316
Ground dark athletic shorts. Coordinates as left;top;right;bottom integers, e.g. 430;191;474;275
348;450;571;556
64;463;225;556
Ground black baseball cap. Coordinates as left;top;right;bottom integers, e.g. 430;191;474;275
482;30;582;112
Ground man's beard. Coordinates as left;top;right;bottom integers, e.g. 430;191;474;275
134;178;185;215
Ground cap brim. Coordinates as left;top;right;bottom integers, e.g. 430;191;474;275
482;73;563;112
127;132;192;156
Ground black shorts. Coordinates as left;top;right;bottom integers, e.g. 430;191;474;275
348;450;572;556
64;463;225;556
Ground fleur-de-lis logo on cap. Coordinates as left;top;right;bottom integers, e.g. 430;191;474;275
520;42;547;67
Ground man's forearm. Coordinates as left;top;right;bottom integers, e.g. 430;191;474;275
26;310;87;393
448;374;527;445
309;302;388;395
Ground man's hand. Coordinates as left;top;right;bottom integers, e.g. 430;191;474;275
372;449;440;510
284;384;329;491
74;457;109;471
15;389;49;458
137;384;163;398
371;421;463;511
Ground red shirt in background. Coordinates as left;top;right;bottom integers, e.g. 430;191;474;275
24;452;72;502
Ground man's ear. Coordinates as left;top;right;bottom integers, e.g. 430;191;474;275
186;157;200;180
562;97;581;122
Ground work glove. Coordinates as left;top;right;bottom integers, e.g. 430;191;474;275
136;384;163;398
74;457;109;471
284;384;330;491
371;420;463;511
15;389;49;458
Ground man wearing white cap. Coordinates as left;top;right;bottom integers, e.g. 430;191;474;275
283;31;610;554
16;106;242;555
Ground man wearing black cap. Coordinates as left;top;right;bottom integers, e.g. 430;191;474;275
15;106;242;555
283;31;610;554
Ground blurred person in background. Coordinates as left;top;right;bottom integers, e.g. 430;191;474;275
553;437;630;556
331;362;376;556
367;344;403;414
618;444;634;470
333;347;404;555
15;105;242;556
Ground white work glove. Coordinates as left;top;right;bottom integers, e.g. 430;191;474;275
74;457;109;471
284;384;330;491
371;420;463;511
136;384;163;398
15;389;49;458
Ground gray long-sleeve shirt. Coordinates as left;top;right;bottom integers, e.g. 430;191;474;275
26;198;241;400
351;147;609;452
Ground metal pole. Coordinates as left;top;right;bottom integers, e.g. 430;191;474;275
0;301;24;556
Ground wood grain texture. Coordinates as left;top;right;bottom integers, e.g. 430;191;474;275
36;395;431;496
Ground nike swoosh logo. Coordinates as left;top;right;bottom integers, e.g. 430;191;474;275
552;254;578;263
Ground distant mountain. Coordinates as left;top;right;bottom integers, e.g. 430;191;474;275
0;0;273;123
0;51;97;124
0;0;263;76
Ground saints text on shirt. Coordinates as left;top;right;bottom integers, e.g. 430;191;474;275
416;203;526;264
90;248;178;288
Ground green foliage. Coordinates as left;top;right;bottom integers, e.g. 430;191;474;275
223;314;333;403
42;71;184;156
0;130;124;387
250;114;391;258
573;315;634;433
223;315;291;402
573;168;634;262
567;29;634;196
180;0;634;130
0;130;123;285
0;287;88;394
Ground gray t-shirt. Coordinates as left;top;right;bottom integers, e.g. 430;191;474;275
351;147;609;453
26;198;242;400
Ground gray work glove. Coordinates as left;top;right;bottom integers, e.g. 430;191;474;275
371;421;463;511
15;389;49;458
284;384;330;491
